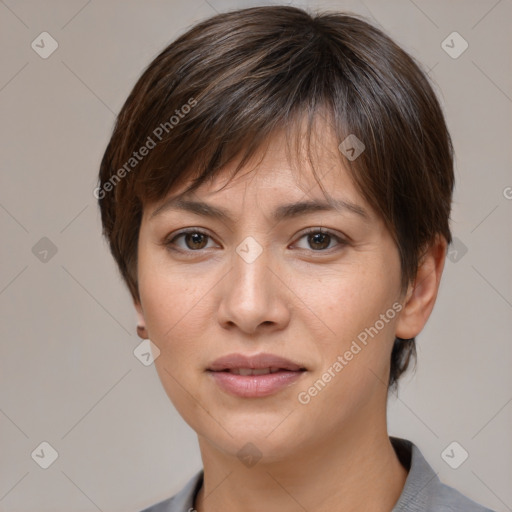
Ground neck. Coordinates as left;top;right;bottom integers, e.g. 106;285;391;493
194;411;408;512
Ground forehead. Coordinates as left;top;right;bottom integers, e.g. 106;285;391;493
145;117;371;220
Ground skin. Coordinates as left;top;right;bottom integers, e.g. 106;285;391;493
135;122;447;512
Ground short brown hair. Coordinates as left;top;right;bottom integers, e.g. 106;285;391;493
97;5;454;388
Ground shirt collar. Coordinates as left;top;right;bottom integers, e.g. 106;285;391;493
389;436;439;511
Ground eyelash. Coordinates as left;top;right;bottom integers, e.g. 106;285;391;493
164;227;347;255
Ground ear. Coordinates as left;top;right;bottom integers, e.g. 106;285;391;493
395;235;448;340
134;300;149;339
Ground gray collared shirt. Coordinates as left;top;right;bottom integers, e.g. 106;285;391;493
140;437;495;512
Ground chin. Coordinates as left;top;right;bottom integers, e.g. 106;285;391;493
212;432;301;466
195;409;310;462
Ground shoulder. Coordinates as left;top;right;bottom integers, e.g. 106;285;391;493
390;437;495;512
430;480;495;512
139;470;203;512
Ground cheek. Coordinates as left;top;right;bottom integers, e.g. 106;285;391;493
138;269;214;424
141;276;208;351
137;245;212;359
296;283;399;421
301;253;402;394
309;259;400;340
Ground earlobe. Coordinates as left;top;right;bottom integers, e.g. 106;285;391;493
395;235;448;340
134;301;148;339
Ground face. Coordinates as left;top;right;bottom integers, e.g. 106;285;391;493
135;125;406;462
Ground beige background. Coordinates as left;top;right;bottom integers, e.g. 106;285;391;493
1;0;511;511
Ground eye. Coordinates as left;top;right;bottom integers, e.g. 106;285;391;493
294;228;347;251
165;229;218;252
163;227;347;254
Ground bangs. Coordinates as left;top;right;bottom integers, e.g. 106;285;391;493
137;105;346;209
127;29;357;207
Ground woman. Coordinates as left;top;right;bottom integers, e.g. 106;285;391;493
97;6;494;512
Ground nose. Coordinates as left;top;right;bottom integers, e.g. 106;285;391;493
216;240;291;335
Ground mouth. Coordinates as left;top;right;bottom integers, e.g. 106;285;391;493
207;353;307;398
218;367;295;376
207;352;306;372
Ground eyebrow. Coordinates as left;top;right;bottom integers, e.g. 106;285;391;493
150;195;369;223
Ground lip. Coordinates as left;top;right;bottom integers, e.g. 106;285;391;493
207;352;307;398
208;353;305;372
